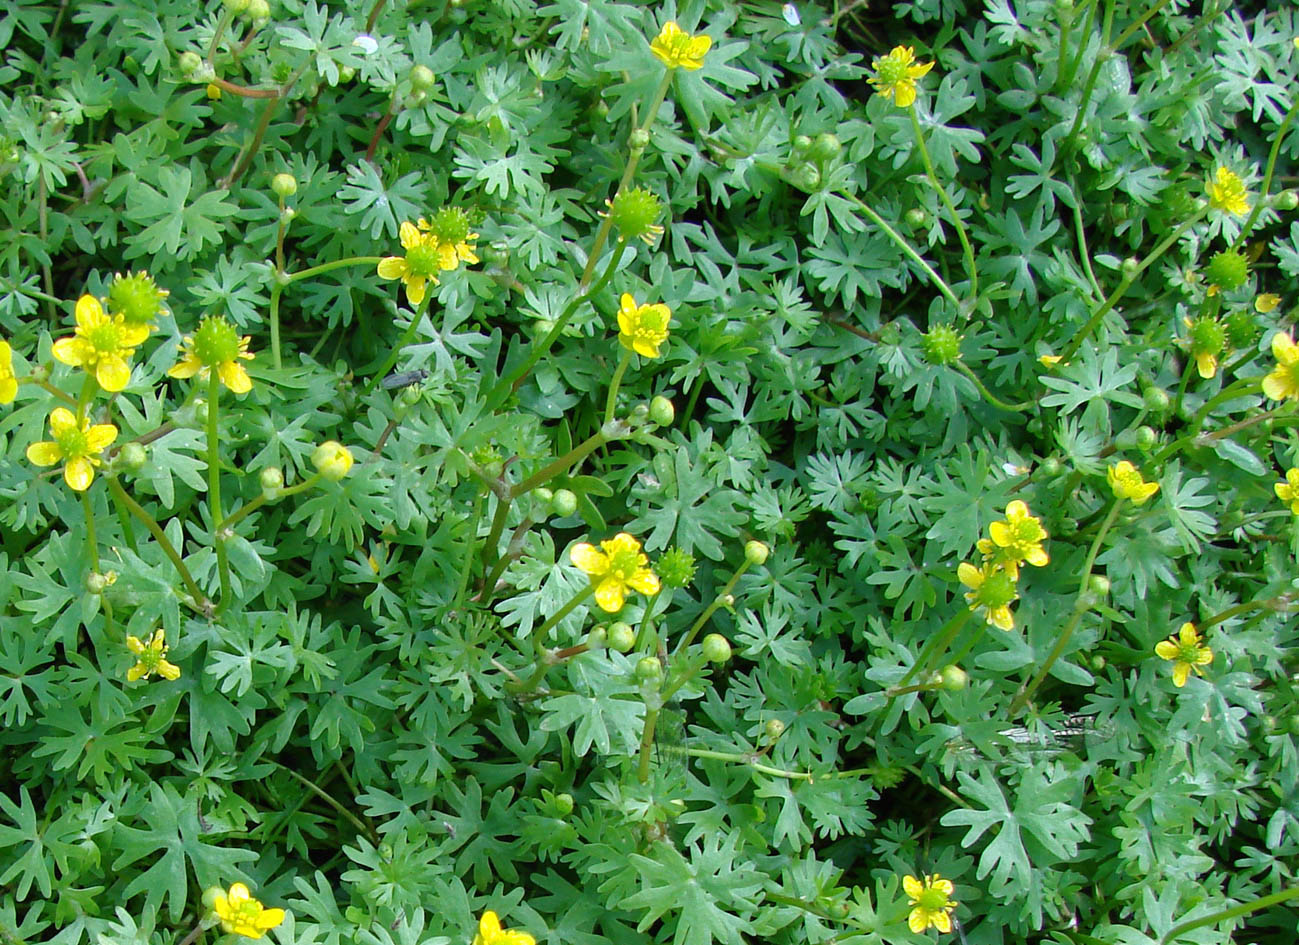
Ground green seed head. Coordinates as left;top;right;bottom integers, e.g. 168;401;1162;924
1205;249;1249;292
107;271;169;326
193;316;241;366
656;547;697;588
921;324;962;366
1225;309;1258;349
608;187;663;243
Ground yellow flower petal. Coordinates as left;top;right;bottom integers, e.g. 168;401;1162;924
1273;331;1298;365
894;83;917;107
405;277;427;306
86;423;119;452
219;361;252;394
0;375;15;405
51;336;87;367
569;542;607;575
168;353;202;379
126;635;146;655
49;406;77;435
956;561;981;588
627;569;661;595
903;875;925;899
127;663;147;682
399;221;421;250
26;441;61;466
75;294;104;326
64;456;95;491
593;577;626;612
158;659;182;681
377;257;409;280
1171;662;1191;687
1154;640;1180;660
96;356;132;392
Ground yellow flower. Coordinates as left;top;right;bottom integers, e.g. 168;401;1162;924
377;221;446;306
903;873;958;934
1205;166;1250;216
617;293;671;358
570;532;661;612
1255;293;1281;313
977;500;1049;579
649;21;711;71
1155;622;1213;687
25;407;117;492
167;316;255;394
1262;331;1299;401
472;911;535;945
210;883;286;939
417;208;480;271
0;336;16;404
868;46;934;108
311;440;354;481
1183;315;1227;380
956;561;1017;631
1038;353;1063;368
1107;461;1159;505
1275;467;1299;515
51;295;150;393
126;628;181;682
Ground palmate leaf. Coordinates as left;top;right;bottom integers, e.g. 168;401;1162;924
111;782;257;921
123;165;238;260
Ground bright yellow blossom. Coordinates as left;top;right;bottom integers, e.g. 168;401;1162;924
1255;293;1281;313
1155;622;1213;687
51;295;149;392
167;316;254;394
377;221;444;306
1262;331;1299;401
977;500;1049;579
570;532;661;612
1205;166;1250;216
0;337;16;404
957;561;1017;631
26;407;117;492
649;21;711;71
473;911;536;945
868;46;934;108
1108;461;1159;505
617;293;671;358
126;628;181;682
903;873;958;934
1275;467;1299;515
210;883;286;939
417;208;480;271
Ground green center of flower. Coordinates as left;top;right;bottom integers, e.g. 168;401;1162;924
1189;318;1226;354
229;899;263;925
427;208;471;245
56;425;89;459
405;241;442;278
610;188;663;239
916;887;950;912
1175;642;1199;663
975;571;1016;608
875;56;909;85
86;320;125;355
607;548;642;580
138;647;163;671
1006;520;1043;554
193;317;242;366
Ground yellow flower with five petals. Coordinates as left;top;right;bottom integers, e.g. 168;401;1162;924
868;46;934;108
617;293;671;358
1155;622;1213;687
472;911;535;945
1262;331;1299;401
1274;467;1299;515
649;21;711;71
52;295;149;392
977;500;1049;579
903;873;958;934
1205;166;1250;216
126;628;181;681
957;561;1017;630
209;883;286;939
167;316;254;394
570;532;661;612
1107;461;1159;505
377;221;445;306
26;407;118;492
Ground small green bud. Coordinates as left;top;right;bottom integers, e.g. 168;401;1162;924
648;395;675;427
1205;248;1249;292
1091;654;1106;672
701;633;732;664
938;664;968;691
85;571;112;595
339;65;356;83
534;487;554;505
1288;715;1299;736
792;134;812;156
398;384;422;407
1143;386;1171;413
312;441;354;481
118;442;147;473
628;129;650;151
635;656;663;681
410;64;436;92
904;207;928;228
585;626;607;650
271;172;297;198
224;0;251;11
551;488;577;517
201;886;224;912
1274;190;1299;211
809;132;842;163
246;0;270;19
533;317;556;337
1039;457;1063;477
260;466;284;494
178;51;203;76
1262;715;1279;733
921;324;962;366
744;540;769;566
791;163;821;191
1135;425;1157;451
764;718;786;740
607;622;635;653
1088;574;1111;597
554;792;574;815
1120;257;1140;280
1053;0;1073;14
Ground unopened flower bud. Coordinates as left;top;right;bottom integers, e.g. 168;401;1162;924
410;64;436;92
628;129;650;151
1143;386;1171;413
224;0;251;11
1274;190;1299;211
792;163;820;191
85;571;112;594
809;132;842;163
938;664;968;690
1088;574;1111;597
764;718;786;739
553;792;574;815
118;442;147;473
312;441;354;481
1135;425;1157;451
607;622;635;653
534;487;554;505
178;51;203;76
905;207;928;227
260;466;284;494
206;83;223;100
551;488;577;517
649;395;675;426
791;134;812;156
635;656;663;681
1039;457;1063;477
201;886;224;912
744;540;769;566
1120;257;1140;280
1090;654;1106;672
585;626;607;650
271;172;297;198
701;633;732;664
246;0;270;20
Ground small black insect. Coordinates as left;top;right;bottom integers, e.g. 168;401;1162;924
380;369;430;390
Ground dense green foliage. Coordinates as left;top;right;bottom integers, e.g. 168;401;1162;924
1;1;1298;944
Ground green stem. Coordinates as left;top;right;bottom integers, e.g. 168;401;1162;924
268;257;383;370
1159;887;1299;945
664;746;816;781
208;372;232;614
839;190;961;311
272;762;379;842
1061;0;1116;158
1172;358;1194;420
21;378;77;406
107;477;210;613
206;6;234;64
1231;94;1299;253
908;106;978;300
1009;499;1122;716
637;704;661;783
1055;0;1075;91
896;607;973;689
1070;178;1104;300
80;491;99;572
1060;211;1204;363
505;585;596;694
221;62;309;190
269;281;284;370
510;424;618;500
288;256;386;285
1060;0;1098;89
1200;593;1295;630
954;361;1037;412
108;483;137;551
450;493;484;616
605;350;633;425
673;561;753;657
362;300;429;396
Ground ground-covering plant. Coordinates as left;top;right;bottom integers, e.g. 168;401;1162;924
2;0;1299;942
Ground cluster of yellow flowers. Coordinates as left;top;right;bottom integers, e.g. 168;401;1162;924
377;209;480;306
957;500;1049;630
